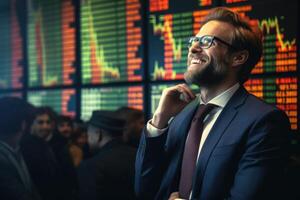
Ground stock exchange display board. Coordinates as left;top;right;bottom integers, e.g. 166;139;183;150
80;0;144;84
0;0;297;132
27;89;76;117
81;86;143;120
27;0;76;87
0;0;23;89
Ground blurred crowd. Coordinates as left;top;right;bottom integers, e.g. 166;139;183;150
0;97;144;200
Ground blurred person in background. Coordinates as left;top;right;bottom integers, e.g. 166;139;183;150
73;119;91;159
47;110;79;200
0;97;41;200
56;115;74;140
50;115;74;155
78;110;137;200
68;125;88;167
21;106;65;200
116;107;145;148
23;106;79;200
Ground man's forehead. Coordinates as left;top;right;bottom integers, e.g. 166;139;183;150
35;114;51;121
197;20;234;40
59;121;71;125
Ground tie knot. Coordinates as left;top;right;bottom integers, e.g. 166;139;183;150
194;103;216;121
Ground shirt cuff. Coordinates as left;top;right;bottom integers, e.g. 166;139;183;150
146;119;169;137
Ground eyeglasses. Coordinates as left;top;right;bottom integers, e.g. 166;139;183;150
187;35;236;50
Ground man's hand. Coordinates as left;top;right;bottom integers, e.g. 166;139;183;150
152;84;195;129
168;192;186;200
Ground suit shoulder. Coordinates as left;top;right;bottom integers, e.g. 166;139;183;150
236;93;290;133
244;93;286;117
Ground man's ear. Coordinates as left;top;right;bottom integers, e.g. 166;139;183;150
232;50;249;67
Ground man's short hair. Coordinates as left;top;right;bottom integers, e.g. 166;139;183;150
57;115;73;126
33;106;57;123
203;7;263;84
0;97;33;137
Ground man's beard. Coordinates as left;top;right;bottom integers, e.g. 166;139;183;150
184;55;229;87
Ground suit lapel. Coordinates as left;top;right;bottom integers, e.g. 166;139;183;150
191;87;249;197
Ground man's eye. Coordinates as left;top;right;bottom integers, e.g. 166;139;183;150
194;37;200;42
202;38;211;44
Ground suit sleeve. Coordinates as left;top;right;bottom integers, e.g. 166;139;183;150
135;129;169;200
228;109;290;200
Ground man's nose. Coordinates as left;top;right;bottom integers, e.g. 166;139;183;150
41;123;50;128
189;42;203;53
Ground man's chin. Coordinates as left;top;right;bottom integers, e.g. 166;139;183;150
184;71;215;87
184;72;199;86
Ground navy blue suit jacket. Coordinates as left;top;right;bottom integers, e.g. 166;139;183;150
135;87;290;200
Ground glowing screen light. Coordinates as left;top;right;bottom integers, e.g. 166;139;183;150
0;0;23;89
27;89;76;117
27;0;76;87
81;86;143;121
80;0;144;84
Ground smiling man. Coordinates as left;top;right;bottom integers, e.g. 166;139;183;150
135;7;290;200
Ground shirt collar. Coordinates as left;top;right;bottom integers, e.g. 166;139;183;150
199;83;240;108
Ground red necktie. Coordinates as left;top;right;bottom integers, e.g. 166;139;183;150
179;103;216;199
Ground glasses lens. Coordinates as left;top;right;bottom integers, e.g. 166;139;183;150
199;36;213;48
188;37;195;48
188;36;213;49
